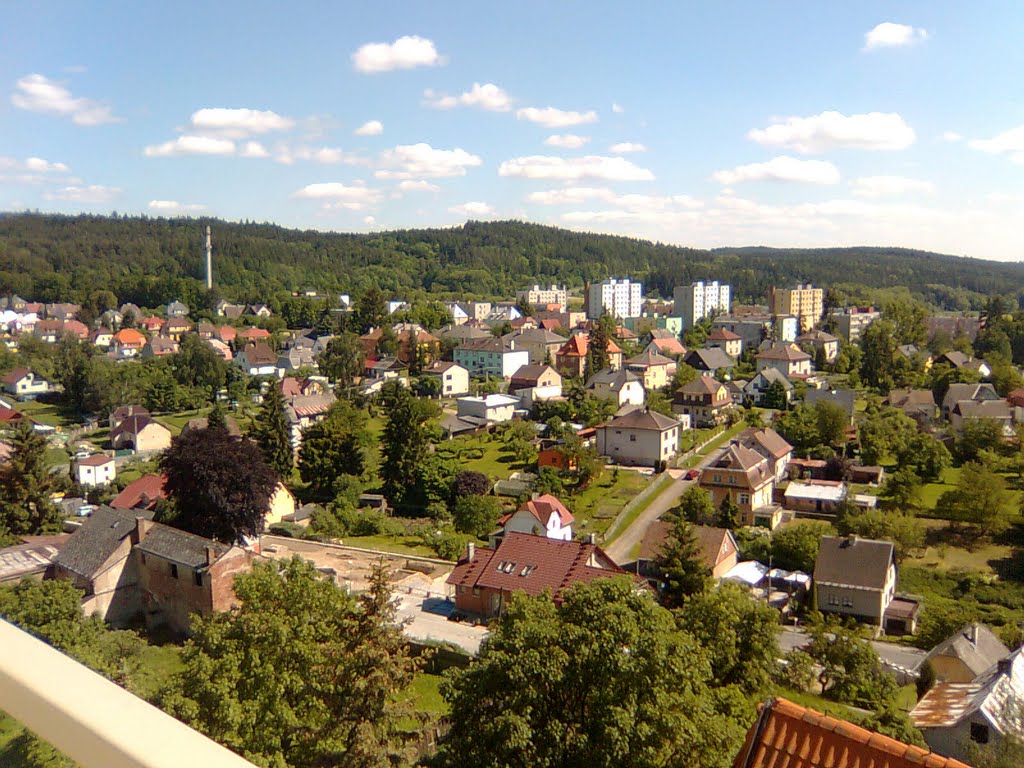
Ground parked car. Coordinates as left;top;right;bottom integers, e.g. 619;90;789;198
685;469;700;480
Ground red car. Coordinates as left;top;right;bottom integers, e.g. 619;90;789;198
685;469;700;480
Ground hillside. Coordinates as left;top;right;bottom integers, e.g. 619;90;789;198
0;213;1020;310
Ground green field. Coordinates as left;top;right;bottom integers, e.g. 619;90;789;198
571;470;651;537
408;672;448;717
341;534;438;558
903;519;1017;576
603;474;672;545
12;400;76;429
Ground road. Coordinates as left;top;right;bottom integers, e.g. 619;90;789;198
603;446;727;564
780;627;927;672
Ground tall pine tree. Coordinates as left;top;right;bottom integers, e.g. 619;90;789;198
0;421;61;541
652;518;711;608
253;385;293;478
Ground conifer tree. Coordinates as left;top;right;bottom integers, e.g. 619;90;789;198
253;385;293;478
652;518;711;607
0;421;60;541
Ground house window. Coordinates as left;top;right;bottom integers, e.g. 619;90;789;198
828;594;840;606
169;563;178;579
194;571;203;587
738;493;750;505
842;596;854;607
472;587;481;597
970;723;990;744
629;434;637;442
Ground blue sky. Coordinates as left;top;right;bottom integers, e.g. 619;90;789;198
2;1;1023;259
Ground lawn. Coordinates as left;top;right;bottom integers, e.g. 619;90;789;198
903;519;1017;577
408;672;449;717
13;399;77;429
342;534;438;558
603;474;672;545
437;433;525;481
153;407;210;436
571;469;651;537
917;466;962;510
125;642;185;702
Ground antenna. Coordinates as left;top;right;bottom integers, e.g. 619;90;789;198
204;225;213;290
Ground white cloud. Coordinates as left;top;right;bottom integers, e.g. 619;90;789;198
748;111;916;153
498;155;654;181
941;131;962;143
376;143;482;179
144;135;236;157
863;22;929;50
188;107;293;138
527;187;702;217
0;156;70;174
612;103;624;114
609;142;647;154
544;134;590;149
292;181;382;210
425;83;512;112
969;125;1024;164
516;106;598;128
712;156;840;185
44;184;121;203
354;120;383;136
396;180;440;193
851;175;934;198
148;200;207;213
449;201;495;217
363;216;376;226
351;35;442;73
240;141;269;158
11;73;118;125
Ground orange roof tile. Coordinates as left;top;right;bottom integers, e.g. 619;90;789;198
733;698;970;768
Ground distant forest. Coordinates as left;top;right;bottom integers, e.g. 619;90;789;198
1;213;1021;311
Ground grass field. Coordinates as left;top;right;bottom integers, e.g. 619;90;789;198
903;519;1018;576
13;400;76;429
603;474;672;545
153;407;210;436
571;470;651;537
342;534;438;558
679;420;749;469
408;672;448;716
917;466;962;510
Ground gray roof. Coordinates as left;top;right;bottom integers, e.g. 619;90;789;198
926;624;1011;681
136;523;229;569
804;388;857;417
750;367;794;389
813;535;894;591
603;408;679;432
685;347;736;371
586;368;641;390
53;506;146;579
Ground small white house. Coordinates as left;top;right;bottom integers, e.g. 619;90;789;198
422;361;470;397
76;454;116;487
498;494;574;541
456;394;519;424
1;368;50;399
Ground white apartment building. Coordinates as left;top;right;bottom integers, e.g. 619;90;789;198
673;281;731;328
516;284;568;312
588;278;642;320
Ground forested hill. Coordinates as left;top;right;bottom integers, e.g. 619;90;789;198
0;213;1020;311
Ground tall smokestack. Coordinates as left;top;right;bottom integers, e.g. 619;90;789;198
204;225;213;290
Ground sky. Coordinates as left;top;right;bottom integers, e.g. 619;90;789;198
2;1;1023;260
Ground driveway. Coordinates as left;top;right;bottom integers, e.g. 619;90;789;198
604;447;727;564
395;593;488;655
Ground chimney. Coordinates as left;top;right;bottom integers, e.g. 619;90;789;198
967;624;978;645
585;533;597;545
206;546;218;566
466;542;476;562
998;657;1013;676
133;517;154;544
204;225;213;290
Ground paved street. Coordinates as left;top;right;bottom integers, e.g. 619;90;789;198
780;627;927;672
604;447;726;564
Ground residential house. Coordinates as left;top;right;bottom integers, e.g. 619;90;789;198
554;334;623;379
76;454;116;487
516;284;568;313
90;328;114;348
804;388;857;424
673;377;732;427
795;329;839;363
160;318;191;340
261;484;298;529
196;321;216;339
644;337;686;359
699;444;779;528
755;343;812;379
497;495;574;541
217;302;245;320
813;535;897;630
110;328;147;358
0;407;26;427
445;302;469;325
0;536;66;584
508;365;562;394
246;304;272;318
633;523;739;579
595;408;680;467
141;336;179;358
2;368;50;399
705;327;742;358
276;346;316;374
895;344;933;371
111;474;167;513
711;314;797;351
165;300;189;317
61;320;89;340
110;415;172;453
282;390;336;451
360;324;441;367
135;519;254;635
911;650;1024;763
483;304;523;326
937;350;991;378
585;368;645;409
33;318;65;343
503;328;565;365
99;309;123;329
50;506;150;626
363;357;409;388
925;624;1011;684
238;327;272;344
0;294;28;312
743;368;793;407
951;398;1014;436
447;533;628;618
235;341;278;376
438;323;491;346
683;347;736;377
942;382;999;420
784;480;847;518
624;349;675;390
119;303;142;321
214;325;237;344
886;388;938;424
139;316;165;333
725;380;747;406
206;338;233;361
421;361;470;397
456;394;519;425
735;427;793;483
45;303;81;321
768;284;824;333
454;336;530;379
736;697;969;768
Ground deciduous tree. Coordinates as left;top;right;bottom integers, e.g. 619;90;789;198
380;384;438;507
298;402;372;498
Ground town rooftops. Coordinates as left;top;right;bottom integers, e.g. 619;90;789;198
685;347;737;370
637;522;736;568
447;531;626;601
586;368;641;390
736;427;793;460
557;333;622;357
925;623;1011;681
240;340;277;365
707;327;742;341
111;473;167;511
457;336;518;353
733;697;970;768
510;364;558;385
677;376;725;396
784;480;847;503
52;506;147;580
602;408;679;432
423;360;460;374
0;535;68;583
813;535;894;591
135;522;230;569
110;414;160;441
625;349;675;368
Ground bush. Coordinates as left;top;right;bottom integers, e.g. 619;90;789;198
419;525;472;561
462;448;484;460
775;649;815;692
452;495;503;539
268;522;302;538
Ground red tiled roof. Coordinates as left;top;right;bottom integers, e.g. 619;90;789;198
733;697;969;768
1;367;31;385
77;454;114;467
239;327;271;339
447;532;626;601
112;328;146;346
708;327;741;341
111;473;167;511
0;407;25;424
520;494;574;527
557;333;621;359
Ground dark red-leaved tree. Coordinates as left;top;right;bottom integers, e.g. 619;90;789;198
159;427;279;544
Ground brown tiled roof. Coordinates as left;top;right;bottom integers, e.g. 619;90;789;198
737;427;793;460
1;367;31;385
447;532;625;600
625;349;675;368
733;697;970;768
708;327;741;341
813;536;894;591
638;522;735;569
510;364;558;385
677;376;726;396
78;454;114;467
756;343;812;362
111;474;167;511
241;341;277;365
603;408;679;432
648;338;687;356
110;414;165;441
518;494;574;527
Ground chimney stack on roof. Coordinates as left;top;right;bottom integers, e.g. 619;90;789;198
466;542;476;562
